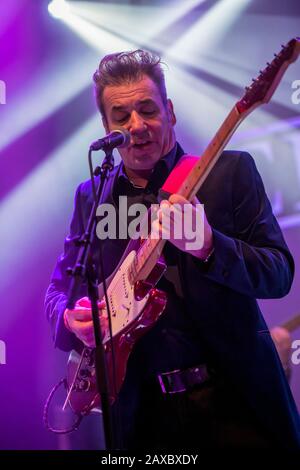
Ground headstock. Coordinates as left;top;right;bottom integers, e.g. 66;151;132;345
237;37;300;114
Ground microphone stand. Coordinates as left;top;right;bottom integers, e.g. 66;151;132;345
66;146;115;450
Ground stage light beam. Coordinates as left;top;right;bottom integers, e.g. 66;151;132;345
48;0;70;20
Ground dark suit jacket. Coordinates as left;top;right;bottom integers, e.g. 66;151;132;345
45;144;300;449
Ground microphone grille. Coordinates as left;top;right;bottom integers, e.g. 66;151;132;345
115;128;131;148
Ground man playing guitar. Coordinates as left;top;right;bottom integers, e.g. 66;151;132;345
45;48;300;449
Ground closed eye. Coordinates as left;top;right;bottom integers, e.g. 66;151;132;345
141;110;156;115
113;114;129;124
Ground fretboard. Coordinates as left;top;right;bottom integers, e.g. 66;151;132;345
121;37;300;285
131;105;244;283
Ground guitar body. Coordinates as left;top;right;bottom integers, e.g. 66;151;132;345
66;246;167;414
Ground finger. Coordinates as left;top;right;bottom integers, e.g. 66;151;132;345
150;219;163;239
151;218;162;233
70;306;107;324
77;297;106;310
100;315;109;328
78;320;108;345
98;299;106;309
158;205;182;229
68;318;94;331
66;308;93;322
76;296;91;308
160;199;171;208
160;205;185;233
151;219;170;240
169;194;202;211
158;200;170;223
169;193;189;206
160;202;184;219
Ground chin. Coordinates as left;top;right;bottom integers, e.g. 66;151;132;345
131;162;156;171
130;154;160;169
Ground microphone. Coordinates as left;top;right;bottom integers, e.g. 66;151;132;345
90;128;130;151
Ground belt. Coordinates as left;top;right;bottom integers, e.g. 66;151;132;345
157;364;211;394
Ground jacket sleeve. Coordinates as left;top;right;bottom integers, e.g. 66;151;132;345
44;184;87;351
197;152;294;299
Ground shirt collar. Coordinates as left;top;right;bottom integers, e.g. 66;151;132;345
118;142;179;187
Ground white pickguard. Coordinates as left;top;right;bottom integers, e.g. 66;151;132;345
99;251;149;343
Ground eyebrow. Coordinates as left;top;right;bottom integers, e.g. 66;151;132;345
111;99;156;111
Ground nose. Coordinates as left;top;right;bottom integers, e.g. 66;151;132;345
128;110;146;135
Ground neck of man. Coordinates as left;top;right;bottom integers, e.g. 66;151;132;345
124;166;154;188
124;137;176;188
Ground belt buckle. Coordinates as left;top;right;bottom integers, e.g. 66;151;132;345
157;369;186;394
157;364;211;394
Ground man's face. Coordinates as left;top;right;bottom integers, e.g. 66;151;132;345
102;75;176;171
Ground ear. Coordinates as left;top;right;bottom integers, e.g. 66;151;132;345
102;116;109;134
166;99;176;126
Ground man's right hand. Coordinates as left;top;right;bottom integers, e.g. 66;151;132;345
63;296;108;348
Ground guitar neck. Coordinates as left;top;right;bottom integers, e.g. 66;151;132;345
133;104;245;282
177;104;247;201
281;314;300;333
132;37;300;283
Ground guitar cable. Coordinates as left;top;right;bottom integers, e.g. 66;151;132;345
43;378;84;434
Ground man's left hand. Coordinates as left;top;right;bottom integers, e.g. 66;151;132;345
152;193;213;260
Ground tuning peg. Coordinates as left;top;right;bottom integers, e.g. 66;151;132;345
274;53;278;58
266;62;270;66
281;44;285;48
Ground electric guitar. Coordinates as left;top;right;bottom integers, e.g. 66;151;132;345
64;38;300;415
